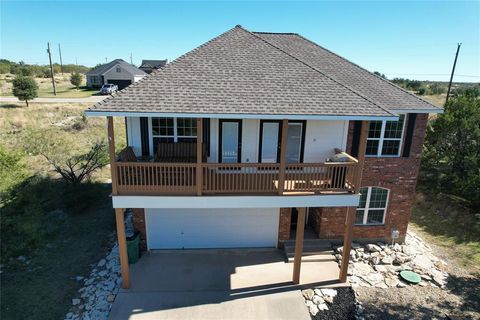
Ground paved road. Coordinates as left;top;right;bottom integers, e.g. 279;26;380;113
0;96;106;104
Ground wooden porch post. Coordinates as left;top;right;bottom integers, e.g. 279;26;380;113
339;120;369;282
107;116;118;195
292;207;306;284
115;208;130;289
278;119;288;195
196;118;203;196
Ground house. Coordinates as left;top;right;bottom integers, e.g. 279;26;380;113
85;25;442;289
85;59;146;89
139;59;168;74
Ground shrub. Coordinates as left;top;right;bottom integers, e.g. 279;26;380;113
12;76;38;106
0;144;28;194
43;141;109;184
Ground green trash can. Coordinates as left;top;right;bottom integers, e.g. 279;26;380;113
126;232;140;264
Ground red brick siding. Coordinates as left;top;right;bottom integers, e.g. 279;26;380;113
278;208;292;248
318;114;428;242
131;208;147;250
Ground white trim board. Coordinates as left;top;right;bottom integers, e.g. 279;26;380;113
112;194;360;209
85;111;398;121
390;108;443;114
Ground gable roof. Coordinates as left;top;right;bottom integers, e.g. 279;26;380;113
140;59;167;69
86;59;146;76
87;26;440;119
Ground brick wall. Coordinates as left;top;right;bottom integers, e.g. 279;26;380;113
278;208;292;248
131;208;147;250
318;114;428;243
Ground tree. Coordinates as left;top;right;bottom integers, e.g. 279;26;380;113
70;72;82;89
12;76;38;106
421;90;480;210
373;71;387;79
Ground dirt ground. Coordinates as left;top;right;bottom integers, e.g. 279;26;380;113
356;225;480;320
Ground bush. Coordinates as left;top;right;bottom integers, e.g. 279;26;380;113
43;141;109;184
12;76;38;106
0;144;29;194
429;83;446;95
421;90;480;210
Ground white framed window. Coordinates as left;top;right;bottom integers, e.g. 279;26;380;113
366;114;405;156
355;187;389;225
151;117;197;143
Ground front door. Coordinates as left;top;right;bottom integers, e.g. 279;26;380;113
219;120;242;163
259;120;281;163
286;122;305;163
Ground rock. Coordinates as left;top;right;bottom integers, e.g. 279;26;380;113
381;256;394;265
365;273;383;285
374;265;388;273
374;282;388;289
72;298;81;306
323;295;334;304
418;281;427;287
412;254;434;270
98;270;108;277
305;300;319;316
318;303;329;311
75;276;84;281
392;243;402;252
354;262;373;276
97;259;107;267
384;247;392;255
320;288;337;297
336;246;343;253
312;295;324;305
397;281;408;288
17;256;27;262
371;256;380;265
302;289;315;300
385;277;399;287
314;289;322;296
402;245;415;256
366;244;382;252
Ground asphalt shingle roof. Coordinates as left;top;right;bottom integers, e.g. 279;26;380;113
86;59;146;76
140;60;167;69
87;26;439;117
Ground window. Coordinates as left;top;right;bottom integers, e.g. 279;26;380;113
116;67;121;72
151;117;197;143
366;115;405;156
355;187;389;225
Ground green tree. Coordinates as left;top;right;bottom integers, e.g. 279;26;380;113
373;71;386;79
70;72;82;89
12;76;38;106
421;90;480;210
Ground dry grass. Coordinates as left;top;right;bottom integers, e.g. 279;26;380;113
421;94;446;107
0;102;125;179
0;73;97;98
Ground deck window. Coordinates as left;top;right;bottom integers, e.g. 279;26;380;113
355;187;389;225
152;117;196;143
366;115;405;157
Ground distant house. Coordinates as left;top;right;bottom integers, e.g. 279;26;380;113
86;59;146;89
139;59;167;74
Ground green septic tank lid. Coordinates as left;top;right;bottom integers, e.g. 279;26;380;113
400;270;421;284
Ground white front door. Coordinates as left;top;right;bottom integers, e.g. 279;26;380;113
260;122;280;163
286;122;303;163
220;120;241;163
146;208;280;249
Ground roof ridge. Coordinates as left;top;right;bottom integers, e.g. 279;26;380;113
246;28;396;116
292;33;442;110
253;31;299;35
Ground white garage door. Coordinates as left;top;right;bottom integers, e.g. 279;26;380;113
146;208;279;249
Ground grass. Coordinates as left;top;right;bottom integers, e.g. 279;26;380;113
410;192;480;274
0;102;125;319
0;73;98;98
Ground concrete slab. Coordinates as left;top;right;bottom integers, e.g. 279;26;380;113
109;290;310;320
110;249;346;319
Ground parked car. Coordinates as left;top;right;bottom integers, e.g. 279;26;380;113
100;83;118;95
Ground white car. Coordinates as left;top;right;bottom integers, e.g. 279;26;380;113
100;83;118;95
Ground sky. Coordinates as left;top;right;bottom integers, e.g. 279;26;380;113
1;1;479;82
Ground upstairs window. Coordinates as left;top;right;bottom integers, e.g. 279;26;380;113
152;117;197;143
355;187;389;225
116;67;121;72
366;115;405;156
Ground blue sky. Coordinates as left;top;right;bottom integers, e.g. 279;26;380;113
1;1;479;82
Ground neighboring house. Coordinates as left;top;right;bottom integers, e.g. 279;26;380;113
85;59;146;89
139;59;167;74
85;26;442;289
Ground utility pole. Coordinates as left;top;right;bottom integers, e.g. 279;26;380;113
446;43;462;104
58;43;64;74
130;52;133;65
75;57;78;66
105;57;108;63
47;42;57;96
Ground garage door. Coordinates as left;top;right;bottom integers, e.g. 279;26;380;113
146;208;279;249
105;79;132;90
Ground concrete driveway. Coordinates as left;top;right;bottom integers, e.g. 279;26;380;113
109;249;344;319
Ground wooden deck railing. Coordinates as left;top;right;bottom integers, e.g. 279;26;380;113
114;160;358;196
